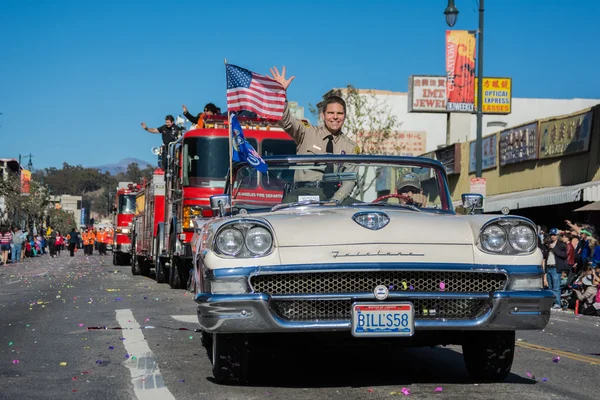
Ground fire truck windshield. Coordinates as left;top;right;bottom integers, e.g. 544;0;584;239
184;137;257;188
118;195;136;214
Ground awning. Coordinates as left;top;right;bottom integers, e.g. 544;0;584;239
482;180;600;213
574;201;600;212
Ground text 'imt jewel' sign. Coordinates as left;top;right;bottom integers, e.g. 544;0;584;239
408;76;447;112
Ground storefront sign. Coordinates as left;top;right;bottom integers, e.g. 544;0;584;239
474;77;512;114
435;144;461;175
498;122;538;166
539;111;593;159
446;30;476;113
359;131;427;156
408;75;447;112
469;134;497;173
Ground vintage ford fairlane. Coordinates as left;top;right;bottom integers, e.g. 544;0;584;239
191;155;554;383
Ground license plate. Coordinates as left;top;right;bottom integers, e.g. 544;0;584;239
351;302;414;337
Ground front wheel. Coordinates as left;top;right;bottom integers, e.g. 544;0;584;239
462;330;515;382
212;333;250;383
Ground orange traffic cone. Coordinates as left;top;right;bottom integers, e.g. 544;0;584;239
575;300;580;315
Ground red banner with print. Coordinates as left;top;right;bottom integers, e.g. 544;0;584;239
445;30;476;113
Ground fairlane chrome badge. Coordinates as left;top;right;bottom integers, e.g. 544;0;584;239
331;250;425;259
374;285;389;300
352;211;390;230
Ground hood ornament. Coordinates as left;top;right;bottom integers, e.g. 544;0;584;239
352;211;390;230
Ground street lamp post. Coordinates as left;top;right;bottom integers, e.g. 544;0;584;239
445;0;485;178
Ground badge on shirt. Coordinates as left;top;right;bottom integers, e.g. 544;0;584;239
354;146;361;154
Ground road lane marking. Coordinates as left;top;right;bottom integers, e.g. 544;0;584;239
116;309;176;400
171;314;198;324
517;341;600;365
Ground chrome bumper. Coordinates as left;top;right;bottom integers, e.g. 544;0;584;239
116;243;131;253
195;263;554;334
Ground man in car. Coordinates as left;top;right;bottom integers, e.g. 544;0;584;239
269;66;359;204
379;171;428;207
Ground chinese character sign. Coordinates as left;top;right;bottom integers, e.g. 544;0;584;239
539;111;593;159
498;122;538;166
356;131;426;156
446;30;476;113
408;75;447;112
474;78;512;114
469;134;497;173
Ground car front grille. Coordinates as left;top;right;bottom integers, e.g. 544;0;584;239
273;299;490;322
250;271;506;295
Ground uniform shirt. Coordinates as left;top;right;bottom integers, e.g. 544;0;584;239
157;124;184;145
279;103;359;202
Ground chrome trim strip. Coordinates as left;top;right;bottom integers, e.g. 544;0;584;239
270;292;491;301
207;263;543;278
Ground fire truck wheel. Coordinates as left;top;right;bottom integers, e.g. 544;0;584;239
211;333;250;383
140;261;150;276
156;258;168;283
200;330;212;347
131;256;140;275
187;272;195;292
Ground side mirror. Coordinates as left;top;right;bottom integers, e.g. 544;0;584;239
210;194;231;217
461;193;483;215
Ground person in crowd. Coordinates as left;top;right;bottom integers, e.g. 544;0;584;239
67;227;80;257
11;227;25;263
55;231;64;256
0;227;13;265
47;225;57;258
573;266;599;315
544;228;568;309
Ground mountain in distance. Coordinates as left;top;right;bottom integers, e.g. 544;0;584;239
93;157;155;175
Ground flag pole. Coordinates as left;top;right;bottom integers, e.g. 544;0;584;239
225;58;233;192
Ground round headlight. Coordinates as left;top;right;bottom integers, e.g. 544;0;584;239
216;228;244;256
481;225;507;252
245;227;273;255
509;225;536;252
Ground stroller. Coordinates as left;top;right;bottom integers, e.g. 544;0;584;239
560;270;576;309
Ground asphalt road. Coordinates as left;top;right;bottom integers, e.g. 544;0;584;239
1;252;599;400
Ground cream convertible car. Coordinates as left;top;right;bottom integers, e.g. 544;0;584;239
191;155;554;383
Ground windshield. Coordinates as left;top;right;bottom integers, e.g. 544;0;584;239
231;158;450;211
185;137;257;188
118;194;136;214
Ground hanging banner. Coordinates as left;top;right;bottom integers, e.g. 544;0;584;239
474;77;512;114
539;111;593;159
20;169;31;195
498;122;538;166
469;134;497;173
446;30;476;113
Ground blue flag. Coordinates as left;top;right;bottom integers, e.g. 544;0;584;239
231;114;268;173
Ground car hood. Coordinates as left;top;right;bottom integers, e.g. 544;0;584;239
257;207;475;247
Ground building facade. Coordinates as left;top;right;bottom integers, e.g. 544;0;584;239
49;195;83;230
318;87;600;155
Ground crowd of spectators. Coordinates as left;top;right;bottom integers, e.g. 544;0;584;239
539;220;600;316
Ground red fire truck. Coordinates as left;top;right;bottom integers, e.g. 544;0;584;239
130;169;165;276
112;181;141;265
131;114;296;289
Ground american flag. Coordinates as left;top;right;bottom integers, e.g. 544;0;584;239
226;64;286;120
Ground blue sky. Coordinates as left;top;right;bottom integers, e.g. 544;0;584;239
1;0;598;170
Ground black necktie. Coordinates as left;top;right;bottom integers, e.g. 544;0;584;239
324;135;334;174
